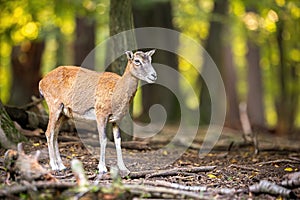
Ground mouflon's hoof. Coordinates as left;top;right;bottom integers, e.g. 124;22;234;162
120;169;130;178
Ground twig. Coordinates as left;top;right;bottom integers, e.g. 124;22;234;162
288;156;300;162
229;164;260;172
145;166;216;179
254;159;300;166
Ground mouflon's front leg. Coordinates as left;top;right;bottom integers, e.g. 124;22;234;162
112;123;130;177
97;117;108;174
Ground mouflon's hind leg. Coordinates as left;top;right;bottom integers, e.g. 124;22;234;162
112;123;130;177
46;103;66;171
53;114;67;170
96;117;108;175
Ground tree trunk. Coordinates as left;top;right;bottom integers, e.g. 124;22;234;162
133;0;180;123
0;100;27;149
199;0;228;125
246;41;265;131
74;17;96;69
107;0;136;75
223;38;242;130
275;20;297;135
106;0;136;141
9;41;45;106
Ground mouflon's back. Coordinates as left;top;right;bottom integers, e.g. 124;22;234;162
39;66;120;117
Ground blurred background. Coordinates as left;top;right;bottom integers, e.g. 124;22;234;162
0;0;299;136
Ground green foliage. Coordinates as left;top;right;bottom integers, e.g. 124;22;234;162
0;0;109;103
173;0;300;127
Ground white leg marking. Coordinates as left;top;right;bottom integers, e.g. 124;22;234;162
98;137;108;173
54;140;66;170
113;125;130;176
47;132;57;170
97;117;108;174
46;105;65;171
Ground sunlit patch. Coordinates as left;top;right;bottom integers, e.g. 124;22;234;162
289;3;300;18
11;30;25;43
21;22;39;40
275;0;285;7
60;20;75;35
289;49;300;62
262;10;279;33
243;12;259;31
230;0;245;17
267;10;279;23
83;0;96;11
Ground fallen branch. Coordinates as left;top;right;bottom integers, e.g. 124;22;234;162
19;97;44;110
5;106;49;131
125;166;216;179
249;180;296;198
128;169;157;179
5;105;75;132
281;172;300;188
281;178;300;189
145;166;216;179
254;159;300;166
288;156;300;162
124;184;209;199
229;164;260;172
0;182;75;197
142;180;207;192
216;188;237;195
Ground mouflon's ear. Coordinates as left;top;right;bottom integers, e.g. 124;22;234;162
125;51;134;60
146;49;155;57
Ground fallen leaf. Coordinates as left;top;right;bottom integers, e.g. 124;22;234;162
207;174;217;178
284;167;293;172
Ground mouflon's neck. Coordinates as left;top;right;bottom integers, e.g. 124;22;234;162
109;64;139;122
119;65;139;97
112;62;139;104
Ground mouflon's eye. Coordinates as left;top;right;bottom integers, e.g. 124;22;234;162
134;59;141;65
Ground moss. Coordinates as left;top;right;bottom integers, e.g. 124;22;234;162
0;101;27;147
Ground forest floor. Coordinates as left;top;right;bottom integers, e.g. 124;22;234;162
0;124;300;199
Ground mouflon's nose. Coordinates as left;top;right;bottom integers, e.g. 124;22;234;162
151;73;157;80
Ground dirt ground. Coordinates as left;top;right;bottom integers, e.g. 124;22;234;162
0;125;300;199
